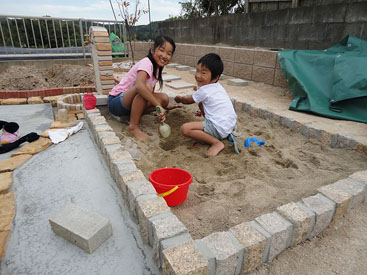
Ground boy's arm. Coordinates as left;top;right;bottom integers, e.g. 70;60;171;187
174;95;195;104
198;102;205;117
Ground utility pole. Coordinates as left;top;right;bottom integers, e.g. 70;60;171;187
148;0;152;39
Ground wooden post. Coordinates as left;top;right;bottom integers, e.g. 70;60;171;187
292;0;299;8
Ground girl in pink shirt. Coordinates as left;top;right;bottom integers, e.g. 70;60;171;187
108;35;180;140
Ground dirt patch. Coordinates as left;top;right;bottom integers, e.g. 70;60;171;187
100;104;367;239
0;65;95;90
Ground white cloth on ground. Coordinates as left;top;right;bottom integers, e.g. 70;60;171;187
48;122;84;144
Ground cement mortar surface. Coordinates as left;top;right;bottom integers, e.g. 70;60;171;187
0;104;54;162
0;122;158;274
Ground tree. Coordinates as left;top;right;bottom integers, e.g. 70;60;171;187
112;0;147;64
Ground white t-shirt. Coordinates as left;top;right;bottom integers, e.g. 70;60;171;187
192;82;237;138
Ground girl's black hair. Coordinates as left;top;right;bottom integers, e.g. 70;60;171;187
146;35;176;89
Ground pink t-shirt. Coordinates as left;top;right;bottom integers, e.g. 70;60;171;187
109;57;158;96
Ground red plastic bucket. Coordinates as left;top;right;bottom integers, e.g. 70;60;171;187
83;93;97;110
149;168;192;206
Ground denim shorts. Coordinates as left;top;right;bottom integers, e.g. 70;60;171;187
108;93;131;116
203;119;223;140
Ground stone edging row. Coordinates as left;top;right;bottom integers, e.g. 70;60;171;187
83;101;367;274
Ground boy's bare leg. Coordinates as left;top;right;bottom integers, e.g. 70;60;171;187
180;121;224;156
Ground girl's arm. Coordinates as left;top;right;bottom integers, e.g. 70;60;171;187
135;70;164;110
174;95;195;104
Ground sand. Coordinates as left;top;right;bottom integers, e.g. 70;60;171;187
100;103;367;239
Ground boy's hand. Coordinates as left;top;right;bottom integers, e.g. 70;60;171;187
174;95;183;103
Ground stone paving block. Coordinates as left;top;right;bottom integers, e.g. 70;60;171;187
302;193;336;237
229;222;267;274
104;144;123;169
27;96;44;104
126;179;157;221
119;170;146;200
276;202;316;246
95;130;116;147
0;192;15;231
331;134;353;148
295;202;316;239
161;233;193;260
332;178;367;207
49;203;112;254
95;94;108;106
176;65;190;71
162;74;182;81
349;170;367;188
301;126;321;140
195;239;216;275
200;231;245;275
100;135;120;153
0;172;13;193
110;150;134;178
317;184;352;221
0;154;33;173
162;240;208;275
227;78;249;86
11;137;52;156
0;231;10;259
1;98;27;105
112;158;137;181
136;196;170;244
165;80;196;90
43;96;61;107
149;212;188;268
190;69;196;75
319;130;334;146
254;212;293;262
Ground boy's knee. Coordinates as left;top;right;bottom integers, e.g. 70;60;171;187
180;123;190;136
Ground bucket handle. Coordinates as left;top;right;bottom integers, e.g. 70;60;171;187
158;186;179;197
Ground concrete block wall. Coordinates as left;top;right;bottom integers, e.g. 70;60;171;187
133;42;288;88
83;96;367;274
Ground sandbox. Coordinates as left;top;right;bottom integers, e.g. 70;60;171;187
99;102;367;239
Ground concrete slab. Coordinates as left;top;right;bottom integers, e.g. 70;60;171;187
0;104;54;162
1;124;159;274
162;74;181;82
165;80;196;90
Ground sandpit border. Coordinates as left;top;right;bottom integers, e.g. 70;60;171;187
83;97;367;274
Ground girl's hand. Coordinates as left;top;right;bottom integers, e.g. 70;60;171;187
166;104;182;110
174;95;183;103
156;105;166;122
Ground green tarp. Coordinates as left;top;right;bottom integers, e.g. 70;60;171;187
278;35;367;123
109;32;124;57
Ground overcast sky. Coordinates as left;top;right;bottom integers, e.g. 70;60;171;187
0;0;182;25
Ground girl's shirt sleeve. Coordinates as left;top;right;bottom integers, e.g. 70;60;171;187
136;57;154;78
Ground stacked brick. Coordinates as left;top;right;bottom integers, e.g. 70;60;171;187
83;101;367;275
89;26;114;95
134;42;289;88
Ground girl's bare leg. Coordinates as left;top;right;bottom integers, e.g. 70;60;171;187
180;121;224;156
129;91;169;141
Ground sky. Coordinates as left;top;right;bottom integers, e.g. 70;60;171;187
0;0;182;25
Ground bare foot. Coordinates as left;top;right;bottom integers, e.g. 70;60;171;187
129;126;148;141
208;142;224;156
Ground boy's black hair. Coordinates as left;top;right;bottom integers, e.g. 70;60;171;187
147;35;176;89
197;53;223;81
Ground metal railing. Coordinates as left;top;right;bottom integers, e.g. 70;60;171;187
0;14;128;60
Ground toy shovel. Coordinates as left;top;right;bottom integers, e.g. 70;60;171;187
156;106;171;138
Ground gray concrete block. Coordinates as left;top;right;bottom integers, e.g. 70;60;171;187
113;158;137;182
136;195;170;244
229;222;267;274
149;212;188;269
166;63;179;68
95;94;107;106
195;239;216;275
126;179;157;221
96;131;116;147
317;184;352;221
201;231;245;275
249;221;271;263
302;193;336;237
254;212;293;262
295;202;316;239
162;240;209;275
163;74;182;81
176;65;190;71
166;80;196;90
103;144;122;169
227;78;249;86
118;170;146;201
49;203;112;254
276;202;314;246
332;178;367;207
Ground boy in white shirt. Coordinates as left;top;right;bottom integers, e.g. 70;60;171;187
174;53;237;156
